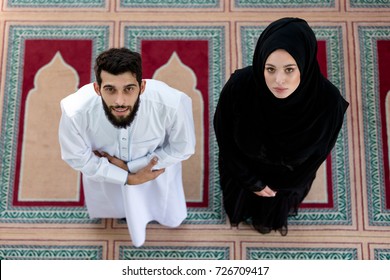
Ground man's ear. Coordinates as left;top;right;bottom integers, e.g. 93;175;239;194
93;82;101;96
140;80;146;95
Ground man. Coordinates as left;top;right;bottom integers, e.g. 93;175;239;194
59;48;196;247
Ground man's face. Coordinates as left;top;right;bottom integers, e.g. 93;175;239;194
94;70;146;129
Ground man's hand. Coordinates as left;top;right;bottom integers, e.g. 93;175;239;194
94;151;127;171
94;151;165;185
127;157;165;185
254;186;277;197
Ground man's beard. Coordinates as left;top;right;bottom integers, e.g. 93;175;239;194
101;95;141;129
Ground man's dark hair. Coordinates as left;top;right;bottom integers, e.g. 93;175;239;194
94;48;142;87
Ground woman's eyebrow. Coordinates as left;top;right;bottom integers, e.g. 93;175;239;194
284;64;297;67
264;63;297;67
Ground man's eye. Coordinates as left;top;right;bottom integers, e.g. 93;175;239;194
125;87;136;93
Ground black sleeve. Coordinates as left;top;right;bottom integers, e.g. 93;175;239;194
287;91;349;189
213;73;265;192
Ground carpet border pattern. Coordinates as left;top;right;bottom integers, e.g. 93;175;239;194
359;25;390;226
0;244;103;260
6;0;106;8
119;245;231;260
246;246;358;260
234;0;335;9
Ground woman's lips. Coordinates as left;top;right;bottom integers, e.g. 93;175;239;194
273;87;288;93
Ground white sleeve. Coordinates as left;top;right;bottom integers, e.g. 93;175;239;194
127;94;196;173
59;104;128;185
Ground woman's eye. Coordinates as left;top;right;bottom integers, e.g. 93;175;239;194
265;67;275;73
285;68;295;73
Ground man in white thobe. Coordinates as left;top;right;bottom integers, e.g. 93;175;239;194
59;48;195;247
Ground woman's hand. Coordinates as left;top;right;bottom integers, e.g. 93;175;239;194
254;186;277;197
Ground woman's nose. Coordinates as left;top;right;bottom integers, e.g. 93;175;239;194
275;72;285;85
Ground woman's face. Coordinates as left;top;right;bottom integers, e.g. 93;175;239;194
264;49;301;99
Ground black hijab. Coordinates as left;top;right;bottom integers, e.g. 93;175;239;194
234;17;348;168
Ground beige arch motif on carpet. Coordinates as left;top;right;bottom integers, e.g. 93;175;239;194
20;52;81;201
153;52;204;202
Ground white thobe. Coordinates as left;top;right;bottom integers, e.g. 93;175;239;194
59;80;196;247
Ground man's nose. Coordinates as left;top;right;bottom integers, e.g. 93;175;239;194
115;92;125;105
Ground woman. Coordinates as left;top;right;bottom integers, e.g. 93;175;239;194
213;18;349;235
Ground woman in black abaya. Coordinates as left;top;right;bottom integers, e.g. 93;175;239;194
213;17;349;235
